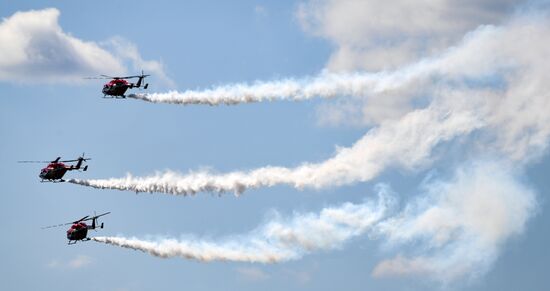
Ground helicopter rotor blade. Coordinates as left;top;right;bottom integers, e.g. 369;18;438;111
60;159;91;163
81;211;110;221
91;212;111;219
41;223;66;229
42;213;105;230
99;74;136;79
86;73;150;80
84;75;123;79
80;212;110;223
84;77;109;80
72;215;90;223
42;219;82;229
79;152;90;161
60;155;91;163
118;74;150;79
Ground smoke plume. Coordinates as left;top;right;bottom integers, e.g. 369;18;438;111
71;11;550;196
126;66;434;105
92;187;394;262
69;101;482;195
92;161;536;283
81;7;550;283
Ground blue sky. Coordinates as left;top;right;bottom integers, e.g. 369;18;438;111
1;1;549;290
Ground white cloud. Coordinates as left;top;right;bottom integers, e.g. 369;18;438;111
311;5;550;156
68;255;93;268
373;161;537;281
0;8;124;82
0;8;171;84
106;37;176;88
297;0;524;71
284;268;313;284
255;5;268;17
372;256;433;277
236;267;270;281
47;255;93;269
47;259;60;268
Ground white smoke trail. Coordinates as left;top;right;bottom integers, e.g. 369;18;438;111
91;160;536;283
71;11;550;197
92;186;395;263
69;100;483;195
126;65;435;105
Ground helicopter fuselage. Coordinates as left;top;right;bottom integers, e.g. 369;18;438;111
39;162;69;181
67;222;89;242
38;158;86;182
102;79;131;97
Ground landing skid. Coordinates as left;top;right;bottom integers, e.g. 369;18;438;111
103;95;126;99
40;179;65;183
67;238;91;245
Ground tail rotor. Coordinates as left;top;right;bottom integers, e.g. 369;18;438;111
138;70;149;89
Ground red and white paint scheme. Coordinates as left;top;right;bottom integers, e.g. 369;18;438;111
19;155;91;182
87;72;149;98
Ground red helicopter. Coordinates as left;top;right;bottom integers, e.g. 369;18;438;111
18;154;91;182
42;212;110;245
86;71;150;98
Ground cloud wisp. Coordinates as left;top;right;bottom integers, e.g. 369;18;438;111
372;161;537;281
47;255;94;269
296;0;523;71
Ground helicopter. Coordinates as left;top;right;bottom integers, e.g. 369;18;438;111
86;71;150;98
42;212;111;245
18;154;91;182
